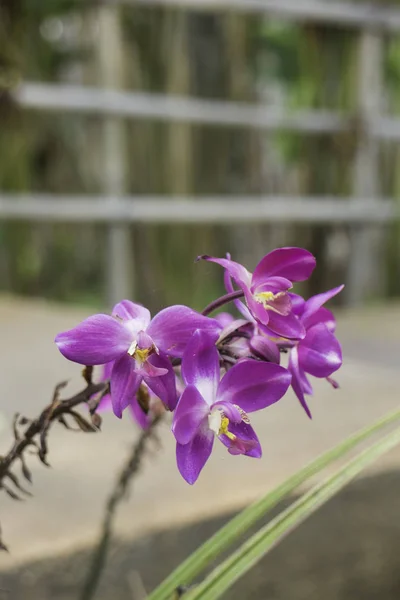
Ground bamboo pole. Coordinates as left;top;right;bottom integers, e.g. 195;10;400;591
97;6;133;306
345;29;384;305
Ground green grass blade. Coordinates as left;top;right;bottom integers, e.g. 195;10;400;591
185;425;400;600
147;407;400;600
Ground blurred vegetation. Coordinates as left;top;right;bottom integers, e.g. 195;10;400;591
0;1;399;309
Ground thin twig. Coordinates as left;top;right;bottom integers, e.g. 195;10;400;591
80;415;163;600
0;367;107;550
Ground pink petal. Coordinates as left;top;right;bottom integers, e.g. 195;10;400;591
267;311;306;340
245;292;271;327
298;323;342;378
214;312;235;328
252;276;293;294
213;401;242;424
250;335;280;364
303;307;336;333
97;392;112;412
147;305;221;358
55;314;131;365
217;359;291;413
288;346;312;419
176;428;214;485
110;355;142;418
172;385;209;445
224;268;253;320
289;293;306;316
181;330;220;405
199;255;252;288
252;247;316;288
129;396;151;430
112;300;151;325
219;420;262;458
301;285;344;326
144;352;177;410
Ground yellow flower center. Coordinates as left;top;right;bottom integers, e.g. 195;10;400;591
134;347;151;363
254;290;285;309
127;341;152;364
208;407;250;442
219;416;236;441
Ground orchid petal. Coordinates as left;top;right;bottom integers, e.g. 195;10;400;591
199;255;252;288
302;285;344;324
216;318;250;345
142;360;168;378
176;428;214;485
266;310;306;340
213;401;242;424
298;323;342;378
288;346;312;419
137;330;154;349
112;300;151;327
289;293;306;316
95;363;113;411
250;335;280;364
55;315;131;365
97;392;112;412
129;396;151;430
303;307;336;333
252;276;293;294
148;305;221;358
181;330;220;405
214;312;235;328
172;385;209;445
252;247;316;288
263;292;292;316
224;269;254;320
110;355;142;418
144;352;177;410
217;360;291;413
219;420;262;458
245;292;271;327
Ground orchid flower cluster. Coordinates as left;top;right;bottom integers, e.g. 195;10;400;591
55;248;343;484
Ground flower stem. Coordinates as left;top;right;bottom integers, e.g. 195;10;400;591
202;290;245;316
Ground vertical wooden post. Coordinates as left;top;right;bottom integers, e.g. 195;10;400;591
346;28;383;306
97;6;133;307
164;10;192;195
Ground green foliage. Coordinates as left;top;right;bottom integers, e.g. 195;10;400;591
184;425;400;600
148;406;400;600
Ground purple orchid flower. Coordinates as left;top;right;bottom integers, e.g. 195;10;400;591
222;264;281;364
172;330;292;484
199;247;316;340
288;285;344;418
97;363;164;430
55;300;221;418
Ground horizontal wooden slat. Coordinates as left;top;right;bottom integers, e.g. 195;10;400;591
0;195;396;224
14;83;400;140
105;0;400;32
15;82;347;133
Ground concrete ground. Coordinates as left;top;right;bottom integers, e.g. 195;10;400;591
0;295;399;572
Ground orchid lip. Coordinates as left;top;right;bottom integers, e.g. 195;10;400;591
208;404;250;438
253;290;291;315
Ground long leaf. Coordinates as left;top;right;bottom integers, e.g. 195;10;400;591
185;425;400;600
147;407;400;600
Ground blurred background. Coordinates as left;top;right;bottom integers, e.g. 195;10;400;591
1;0;400;312
2;1;400;599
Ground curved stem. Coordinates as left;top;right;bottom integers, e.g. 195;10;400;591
202;290;245;317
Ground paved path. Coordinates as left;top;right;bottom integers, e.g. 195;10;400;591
0;296;399;568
